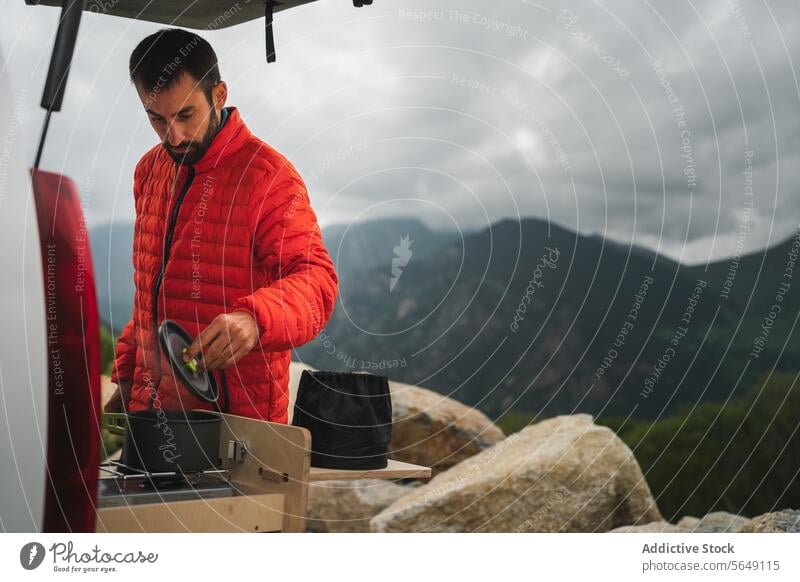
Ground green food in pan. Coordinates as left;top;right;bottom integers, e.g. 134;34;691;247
182;347;199;374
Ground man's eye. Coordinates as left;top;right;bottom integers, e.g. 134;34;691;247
178;113;192;121
149;116;165;124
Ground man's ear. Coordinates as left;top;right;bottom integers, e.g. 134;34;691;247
213;81;228;111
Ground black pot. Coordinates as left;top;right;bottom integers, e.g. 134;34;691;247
121;410;221;474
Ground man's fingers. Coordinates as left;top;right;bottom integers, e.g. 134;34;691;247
206;339;242;371
184;313;256;371
219;344;250;370
197;332;235;371
200;317;247;370
204;330;250;371
185;318;222;361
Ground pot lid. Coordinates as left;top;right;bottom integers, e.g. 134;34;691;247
158;320;219;404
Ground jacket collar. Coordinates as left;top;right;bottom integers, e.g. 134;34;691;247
191;106;250;174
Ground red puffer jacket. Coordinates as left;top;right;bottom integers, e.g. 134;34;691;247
110;106;338;423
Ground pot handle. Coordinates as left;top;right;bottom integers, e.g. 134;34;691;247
101;412;127;436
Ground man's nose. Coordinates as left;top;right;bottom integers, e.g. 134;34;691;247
165;125;186;147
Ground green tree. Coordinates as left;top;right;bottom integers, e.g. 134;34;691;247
599;372;800;520
100;324;115;376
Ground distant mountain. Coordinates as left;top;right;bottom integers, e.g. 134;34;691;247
586;232;661;264
322;217;464;294
686;230;800;361
296;217;798;421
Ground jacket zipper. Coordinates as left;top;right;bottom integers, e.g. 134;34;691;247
150;162;196;402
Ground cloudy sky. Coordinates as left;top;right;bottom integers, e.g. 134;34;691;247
2;0;799;265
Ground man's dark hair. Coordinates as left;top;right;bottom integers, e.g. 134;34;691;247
129;28;221;105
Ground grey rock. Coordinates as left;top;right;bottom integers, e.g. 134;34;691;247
686;511;751;533
610;521;689;533
387;379;505;474
306;479;413;533
371;414;662;532
676;515;701;529
738;509;800;533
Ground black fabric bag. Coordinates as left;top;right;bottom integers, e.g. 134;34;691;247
292;370;393;469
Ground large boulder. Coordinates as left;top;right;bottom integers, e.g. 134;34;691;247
288;362;505;473
676;515;701;529
612;512;752;533
738;509;800;532
387;379;505;473
371;414;662;532
685;511;751;533
610;521;688;533
306;479;415;533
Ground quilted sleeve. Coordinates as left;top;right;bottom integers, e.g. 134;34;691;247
232;164;339;352
110;158;147;385
110;318;136;385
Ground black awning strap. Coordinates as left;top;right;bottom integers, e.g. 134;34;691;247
265;0;276;63
264;0;376;63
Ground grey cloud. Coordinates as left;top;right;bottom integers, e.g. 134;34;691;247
2;0;798;264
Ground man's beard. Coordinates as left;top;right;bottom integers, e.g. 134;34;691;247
164;108;220;165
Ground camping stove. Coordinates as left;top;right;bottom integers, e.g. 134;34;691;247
93;413;318;532
97;460;236;508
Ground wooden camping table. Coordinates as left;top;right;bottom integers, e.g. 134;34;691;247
308;459;431;481
95;413;431;533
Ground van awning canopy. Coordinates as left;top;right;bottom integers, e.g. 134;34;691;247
27;0;320;30
27;0;374;115
26;1;374;61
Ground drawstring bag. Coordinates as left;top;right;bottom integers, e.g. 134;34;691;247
292;370;393;469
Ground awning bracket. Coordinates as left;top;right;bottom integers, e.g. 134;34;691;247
265;0;276;63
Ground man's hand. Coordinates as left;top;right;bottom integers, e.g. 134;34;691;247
104;381;132;413
184;311;260;372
